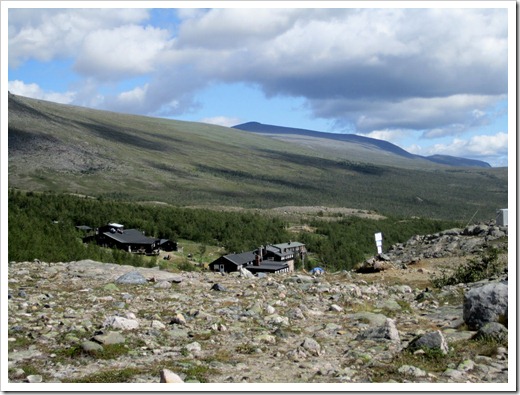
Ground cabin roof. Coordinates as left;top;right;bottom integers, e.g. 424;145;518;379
102;228;156;245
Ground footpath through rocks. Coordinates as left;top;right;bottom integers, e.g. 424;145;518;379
7;224;509;386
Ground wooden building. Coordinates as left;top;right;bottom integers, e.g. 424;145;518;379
96;223;159;254
209;241;305;275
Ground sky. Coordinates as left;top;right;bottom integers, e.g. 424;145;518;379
4;2;514;167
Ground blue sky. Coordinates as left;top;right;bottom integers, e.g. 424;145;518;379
5;3;513;167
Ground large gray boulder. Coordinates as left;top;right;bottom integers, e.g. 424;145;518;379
407;330;449;355
463;281;508;330
355;318;400;343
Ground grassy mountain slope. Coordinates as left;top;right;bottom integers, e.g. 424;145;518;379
233;121;491;168
8;93;507;221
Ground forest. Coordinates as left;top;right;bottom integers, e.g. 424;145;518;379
8;190;461;271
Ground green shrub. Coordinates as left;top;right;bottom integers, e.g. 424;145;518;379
430;246;505;288
177;258;198;272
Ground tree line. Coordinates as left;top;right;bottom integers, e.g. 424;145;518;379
8;190;461;270
298;216;460;271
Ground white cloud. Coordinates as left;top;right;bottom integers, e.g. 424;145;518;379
8;9;150;67
8;80;75;104
406;144;424;155
177;8;302;50
357;94;502;135
410;132;508;167
361;129;409;144
116;84;149;105
356;129;503;165
8;7;509;139
168;8;507;135
75;25;172;80
199;116;242;128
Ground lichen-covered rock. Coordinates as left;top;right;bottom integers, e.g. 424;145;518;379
115;271;147;285
92;331;125;345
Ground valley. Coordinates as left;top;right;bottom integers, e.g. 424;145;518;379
8;93;507;222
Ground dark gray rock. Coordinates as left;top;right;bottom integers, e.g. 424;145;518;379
115;271;147;285
356;318;400;343
463;282;508;330
407;330;449;354
211;283;227;291
473;322;508;343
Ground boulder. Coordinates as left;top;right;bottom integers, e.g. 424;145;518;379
103;315;139;330
154;281;171;289
151;320;166;330
160;369;184;383
170;313;187;326
184;341;201;353
301;337;322;356
398;365;427;377
407;330;448;355
287;307;305;320
26;375;43;383
473;322;508;343
463;281;508;330
355;318;400;343
211;283;227;291
115;271;147;285
81;340;103;353
239;267;255;279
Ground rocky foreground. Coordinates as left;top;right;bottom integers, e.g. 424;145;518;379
7;225;509;388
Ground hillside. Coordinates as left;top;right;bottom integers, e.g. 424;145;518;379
7;93;507;221
233;122;491;168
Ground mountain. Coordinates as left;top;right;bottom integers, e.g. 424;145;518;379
7;93;507;220
233;122;491;168
425;155;492;168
